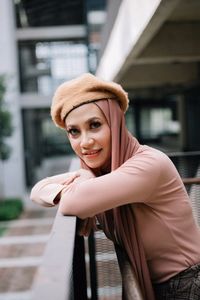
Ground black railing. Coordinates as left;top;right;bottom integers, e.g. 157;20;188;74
31;214;77;299
169;151;200;180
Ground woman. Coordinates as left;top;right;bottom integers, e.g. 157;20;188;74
31;73;200;300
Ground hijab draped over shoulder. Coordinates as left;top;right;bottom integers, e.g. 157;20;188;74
79;99;155;300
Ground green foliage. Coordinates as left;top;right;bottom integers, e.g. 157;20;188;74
0;227;6;236
0;198;24;221
0;75;13;160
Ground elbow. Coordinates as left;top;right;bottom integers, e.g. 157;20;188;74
30;182;43;204
30;186;49;207
59;204;71;216
59;202;92;219
30;188;37;203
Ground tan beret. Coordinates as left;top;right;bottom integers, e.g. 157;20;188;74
51;73;129;128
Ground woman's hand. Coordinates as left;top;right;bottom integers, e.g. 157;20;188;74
45;172;77;185
60;169;94;199
73;168;95;183
46;169;94;187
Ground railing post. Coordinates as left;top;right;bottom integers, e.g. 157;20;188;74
88;231;98;300
73;230;88;299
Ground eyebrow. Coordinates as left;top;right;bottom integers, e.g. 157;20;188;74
66;116;101;128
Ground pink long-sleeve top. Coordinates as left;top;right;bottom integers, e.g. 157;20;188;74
30;145;200;283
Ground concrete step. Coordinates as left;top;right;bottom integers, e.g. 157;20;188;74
0;291;31;300
0;218;54;228
0;234;50;245
0;209;54;295
0;256;42;268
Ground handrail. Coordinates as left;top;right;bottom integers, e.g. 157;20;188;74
31;157;87;300
182;177;200;185
168;150;200;157
31;213;77;300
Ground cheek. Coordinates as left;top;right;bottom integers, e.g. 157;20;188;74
69;139;80;154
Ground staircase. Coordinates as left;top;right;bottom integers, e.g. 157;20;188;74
0;208;56;300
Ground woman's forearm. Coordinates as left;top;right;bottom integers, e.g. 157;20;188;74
30;171;77;206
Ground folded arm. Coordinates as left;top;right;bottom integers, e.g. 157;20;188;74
59;155;161;219
30;170;95;207
30;172;77;206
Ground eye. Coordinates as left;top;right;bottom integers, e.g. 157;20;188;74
67;128;79;137
90;121;101;129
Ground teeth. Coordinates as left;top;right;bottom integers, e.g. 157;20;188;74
86;150;99;155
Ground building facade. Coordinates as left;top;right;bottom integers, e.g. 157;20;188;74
0;0;106;203
0;0;200;204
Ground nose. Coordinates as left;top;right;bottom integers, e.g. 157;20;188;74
80;133;94;148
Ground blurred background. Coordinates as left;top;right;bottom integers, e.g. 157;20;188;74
0;0;200;299
1;0;200;203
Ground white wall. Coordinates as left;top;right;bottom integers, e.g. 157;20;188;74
0;0;26;199
96;0;162;80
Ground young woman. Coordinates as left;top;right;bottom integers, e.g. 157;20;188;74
31;73;200;300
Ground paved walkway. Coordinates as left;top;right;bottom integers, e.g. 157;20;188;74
0;207;57;300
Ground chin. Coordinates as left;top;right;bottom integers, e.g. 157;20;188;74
87;163;101;169
84;160;103;170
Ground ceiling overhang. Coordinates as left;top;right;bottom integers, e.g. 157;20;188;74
96;0;200;93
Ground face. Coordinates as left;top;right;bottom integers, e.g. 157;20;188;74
65;103;111;170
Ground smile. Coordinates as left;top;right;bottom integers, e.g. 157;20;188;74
83;149;101;156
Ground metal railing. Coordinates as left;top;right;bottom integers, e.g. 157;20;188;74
31;214;86;300
168;151;200;180
30;157;88;300
169;151;200;226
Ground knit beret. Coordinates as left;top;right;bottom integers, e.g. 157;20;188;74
51;73;129;128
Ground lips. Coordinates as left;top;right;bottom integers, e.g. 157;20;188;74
82;149;101;156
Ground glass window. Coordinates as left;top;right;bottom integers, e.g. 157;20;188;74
19;41;88;94
140;108;180;139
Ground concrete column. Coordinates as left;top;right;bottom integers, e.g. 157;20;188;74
177;90;200;152
0;0;26;199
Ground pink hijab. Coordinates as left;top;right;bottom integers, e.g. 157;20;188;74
80;99;155;300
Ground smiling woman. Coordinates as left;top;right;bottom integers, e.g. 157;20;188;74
65;103;111;172
30;73;200;300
